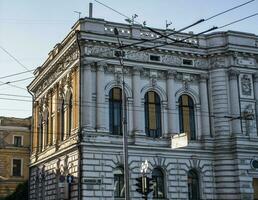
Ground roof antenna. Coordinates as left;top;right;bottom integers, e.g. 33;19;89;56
74;11;82;19
166;20;172;29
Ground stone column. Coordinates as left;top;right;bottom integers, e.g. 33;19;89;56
167;70;178;135
228;69;241;135
132;67;144;134
199;73;211;138
96;63;105;131
82;61;93;129
253;73;258;137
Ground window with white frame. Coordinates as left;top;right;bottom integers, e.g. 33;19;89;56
13;136;22;147
12;159;22;176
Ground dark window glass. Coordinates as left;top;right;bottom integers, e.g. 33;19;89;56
114;168;125;198
68;94;73;135
150;55;161;61
152;168;165;198
14;136;22;147
109;88;123;135
61;99;65;141
145;91;162;138
12;159;22;176
183;59;193;66
179;95;196;140
188;169;200;200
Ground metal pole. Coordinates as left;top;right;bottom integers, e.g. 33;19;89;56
114;28;130;200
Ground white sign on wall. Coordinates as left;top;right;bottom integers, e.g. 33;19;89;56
171;133;188;149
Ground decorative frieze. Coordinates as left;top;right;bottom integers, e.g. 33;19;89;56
210;56;226;68
85;44;207;69
35;49;79;98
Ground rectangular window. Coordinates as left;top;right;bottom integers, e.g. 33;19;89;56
13;136;22;147
150;55;161;62
12;159;22;176
182;59;194;66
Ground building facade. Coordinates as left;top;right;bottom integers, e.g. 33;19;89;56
0;116;31;198
28;17;258;200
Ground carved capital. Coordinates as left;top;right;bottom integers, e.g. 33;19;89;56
228;69;239;80
167;69;177;79
132;67;143;76
97;63;106;71
199;73;209;82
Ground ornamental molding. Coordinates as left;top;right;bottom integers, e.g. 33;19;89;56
209;56;226;68
239;73;254;99
84;44;207;68
34;47;79;98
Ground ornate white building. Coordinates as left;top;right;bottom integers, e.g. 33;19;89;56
28;17;258;200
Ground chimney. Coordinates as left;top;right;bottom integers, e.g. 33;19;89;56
89;2;93;18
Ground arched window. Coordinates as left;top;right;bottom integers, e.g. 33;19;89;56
60;99;65;141
109;87;123;135
68;93;73;135
188;169;200;200
114;167;124;198
179;94;196;140
144;91;162;138
152;168;165;198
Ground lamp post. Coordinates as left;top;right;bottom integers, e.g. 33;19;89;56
114;28;130;200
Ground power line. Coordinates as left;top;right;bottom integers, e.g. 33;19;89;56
94;0;256;49
0;80;28;91
0;94;247;121
205;0;256;21
0;69;35;80
0;77;34;86
0;45;32;72
0;93;31;98
218;12;258;29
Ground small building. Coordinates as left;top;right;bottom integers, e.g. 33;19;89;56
28;16;258;200
0;116;31;198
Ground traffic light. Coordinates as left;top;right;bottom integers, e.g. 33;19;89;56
146;177;153;194
135;176;144;194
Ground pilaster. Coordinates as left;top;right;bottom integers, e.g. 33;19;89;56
228;69;242;135
166;69;178;136
96;63;106;131
82;61;93;130
199;73;211;139
132;67;144;135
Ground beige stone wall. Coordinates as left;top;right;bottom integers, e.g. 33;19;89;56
0;117;31;198
31;66;79;155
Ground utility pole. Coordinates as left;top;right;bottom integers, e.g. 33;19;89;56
114;27;130;200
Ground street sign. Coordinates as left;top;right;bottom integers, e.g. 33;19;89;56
171;133;188;149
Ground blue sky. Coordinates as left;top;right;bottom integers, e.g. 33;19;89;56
0;0;257;118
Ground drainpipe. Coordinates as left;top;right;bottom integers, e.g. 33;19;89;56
27;86;35;200
76;29;82;200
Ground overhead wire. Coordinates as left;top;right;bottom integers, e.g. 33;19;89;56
0;45;33;72
1;0;256;85
1;0;257;119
